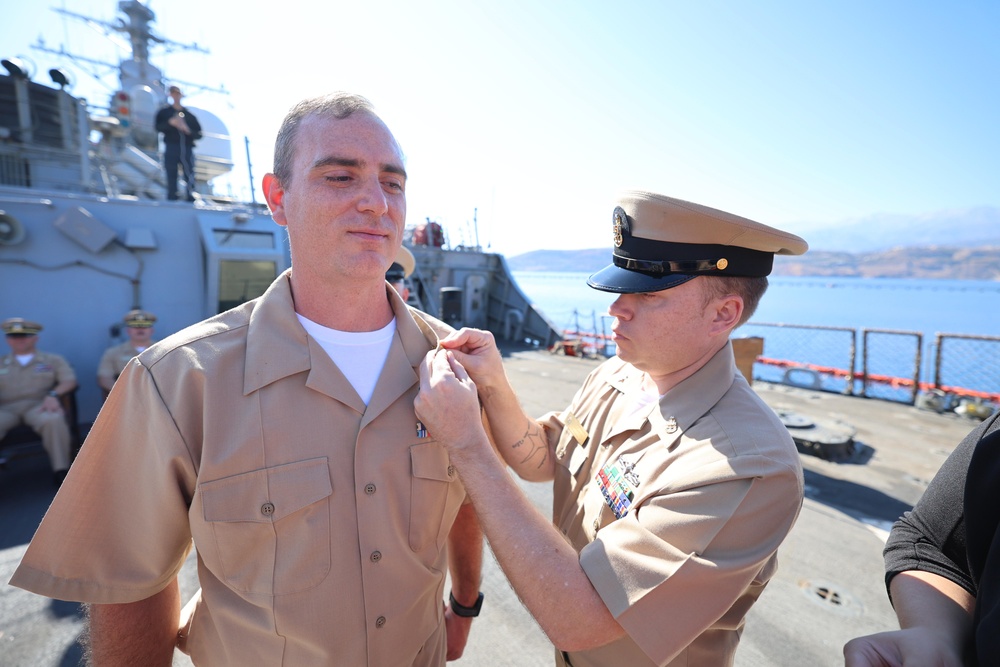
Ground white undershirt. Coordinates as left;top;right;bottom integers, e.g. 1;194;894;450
623;382;659;423
296;314;396;405
15;354;34;366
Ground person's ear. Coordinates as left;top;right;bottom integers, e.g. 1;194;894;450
710;295;743;335
262;173;286;226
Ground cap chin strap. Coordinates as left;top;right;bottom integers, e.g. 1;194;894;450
613;238;774;277
614;255;721;275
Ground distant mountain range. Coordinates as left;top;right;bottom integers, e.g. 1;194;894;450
507;206;1000;280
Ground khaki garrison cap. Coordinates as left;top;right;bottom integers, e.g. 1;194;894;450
2;318;43;335
386;245;416;283
124;309;157;328
588;190;808;294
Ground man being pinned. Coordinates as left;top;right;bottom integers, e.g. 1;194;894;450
97;309;157;397
416;191;808;666
13;93;483;667
0;318;77;485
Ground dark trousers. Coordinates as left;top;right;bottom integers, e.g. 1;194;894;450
164;139;195;200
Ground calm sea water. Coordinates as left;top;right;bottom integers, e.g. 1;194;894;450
513;272;1000;395
514;272;1000;335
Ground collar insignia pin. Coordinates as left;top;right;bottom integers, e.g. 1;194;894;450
665;417;678;433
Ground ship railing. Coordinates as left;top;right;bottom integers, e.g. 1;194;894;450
742;322;1000;412
560;315;999;413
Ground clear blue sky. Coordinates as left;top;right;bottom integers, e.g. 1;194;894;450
3;0;998;256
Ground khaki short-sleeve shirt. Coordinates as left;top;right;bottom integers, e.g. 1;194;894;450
97;340;150;382
0;350;76;404
11;272;466;667
541;343;804;667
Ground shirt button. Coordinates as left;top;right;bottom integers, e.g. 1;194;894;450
370;550;382;563
260;502;275;516
447;465;455;477
593;518;600;532
375;616;386;628
365;483;376;495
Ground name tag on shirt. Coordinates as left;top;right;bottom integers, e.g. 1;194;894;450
565;412;589;445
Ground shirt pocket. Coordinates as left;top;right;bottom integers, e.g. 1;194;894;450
200;457;333;595
408;442;460;553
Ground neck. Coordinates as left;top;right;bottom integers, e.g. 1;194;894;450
646;337;728;395
289;273;394;332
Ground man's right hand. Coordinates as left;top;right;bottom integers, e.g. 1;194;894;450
168;115;191;134
843;628;965;667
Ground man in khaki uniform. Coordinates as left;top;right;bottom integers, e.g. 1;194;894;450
0;318;77;485
97;309;157;395
11;93;483;666
387;245;416;301
416;191;808;666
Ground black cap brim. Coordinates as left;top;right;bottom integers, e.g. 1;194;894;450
587;263;696;294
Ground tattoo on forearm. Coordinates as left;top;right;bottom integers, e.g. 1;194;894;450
510;422;548;469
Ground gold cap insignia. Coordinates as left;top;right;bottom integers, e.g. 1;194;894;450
612;206;627;248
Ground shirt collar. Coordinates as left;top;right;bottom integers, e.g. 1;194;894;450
243;271;439;396
601;341;738;442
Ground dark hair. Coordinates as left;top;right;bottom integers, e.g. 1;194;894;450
271;92;377;186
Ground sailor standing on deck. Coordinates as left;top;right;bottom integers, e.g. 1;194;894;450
155;85;202;202
415;191;809;666
0;318;77;486
97;309;157;396
11;92;483;666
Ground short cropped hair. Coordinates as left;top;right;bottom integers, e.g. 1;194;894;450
271;92;376;186
701;275;769;328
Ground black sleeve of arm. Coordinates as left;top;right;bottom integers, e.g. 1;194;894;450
882;420;985;602
155;107;173;133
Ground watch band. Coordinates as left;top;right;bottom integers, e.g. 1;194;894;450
448;591;484;618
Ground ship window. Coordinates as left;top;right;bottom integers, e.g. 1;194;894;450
218;260;276;313
212;229;276;249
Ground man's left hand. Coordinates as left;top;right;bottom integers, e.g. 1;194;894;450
415;349;486;453
444;602;474;660
41;395;63;413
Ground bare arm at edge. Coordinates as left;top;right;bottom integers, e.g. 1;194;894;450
444;502;484;660
843;570;974;666
84;577;181;667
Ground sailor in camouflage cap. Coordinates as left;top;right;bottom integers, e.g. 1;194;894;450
2;317;43;336
588;190;808;294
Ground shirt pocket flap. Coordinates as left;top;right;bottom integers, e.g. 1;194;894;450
202;457;332;523
411;442;454;483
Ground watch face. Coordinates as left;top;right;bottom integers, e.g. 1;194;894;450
450;591;484;617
